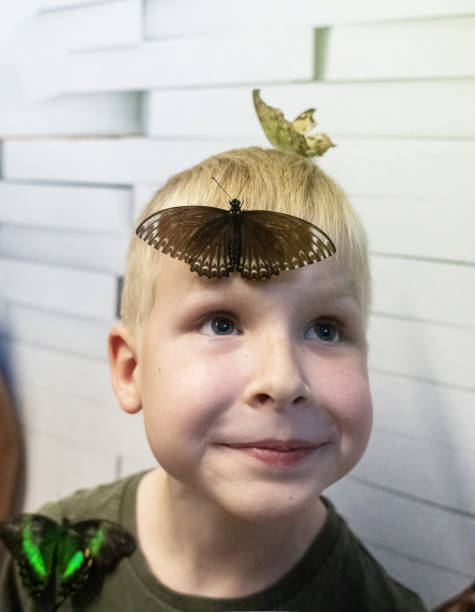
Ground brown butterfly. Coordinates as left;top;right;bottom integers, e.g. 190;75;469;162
136;178;336;280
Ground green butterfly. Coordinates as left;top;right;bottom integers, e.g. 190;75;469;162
0;513;136;611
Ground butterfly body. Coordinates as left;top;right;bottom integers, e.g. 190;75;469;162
136;198;336;280
0;513;135;610
219;197;243;267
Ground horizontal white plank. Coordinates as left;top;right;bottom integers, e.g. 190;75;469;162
1;138;230;184
0;225;129;274
0;258;117;319
370;370;475;453
356;195;475;262
145;0;475;35
18;16;475;98
3;339;115;404
371;256;475;327
318;138;475;201
325;17;475;80
0;181;133;231
31;29;314;96
4;137;475;203
37;0;112;10
354;429;475;513
363;538;473;609
368;315;475;390
22;428;117;512
2;302;113;360
326;477;475;578
0;92;141;137
33;0;141;52
145;80;475;139
17;383;152;461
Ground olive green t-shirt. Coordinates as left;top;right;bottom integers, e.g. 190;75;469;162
0;470;428;611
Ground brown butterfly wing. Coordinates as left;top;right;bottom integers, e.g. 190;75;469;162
136;206;236;278
239;210;336;280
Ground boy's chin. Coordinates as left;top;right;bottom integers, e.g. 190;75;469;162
206;483;327;524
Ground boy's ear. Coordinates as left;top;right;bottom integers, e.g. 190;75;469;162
108;323;142;414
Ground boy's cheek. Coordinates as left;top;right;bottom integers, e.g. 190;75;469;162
341;387;373;460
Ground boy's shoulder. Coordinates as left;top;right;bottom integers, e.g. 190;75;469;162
36;470;148;523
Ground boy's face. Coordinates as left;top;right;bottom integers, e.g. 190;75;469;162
114;255;372;521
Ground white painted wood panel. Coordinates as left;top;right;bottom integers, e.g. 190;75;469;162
37;0;112;10
3;340;114;404
22;428;117;512
0;93;141;137
33;0;141;52
325;17;475;80
47;29;314;94
145;81;475;138
145;0;475;36
0;181;133;232
4;138;475;201
363;539;473;610
21;17;475;96
1;138;236;184
370;370;475;453
368;315;475;389
1;302;113;360
326;477;475;580
354;429;475;512
356;196;475;263
16;383;151;460
371;257;475;326
318;138;475;200
0;225;129;274
0;258;117;319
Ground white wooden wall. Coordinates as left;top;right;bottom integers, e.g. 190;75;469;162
1;1;474;607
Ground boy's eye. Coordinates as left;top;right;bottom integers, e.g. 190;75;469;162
204;316;238;336
312;321;340;342
199;315;342;342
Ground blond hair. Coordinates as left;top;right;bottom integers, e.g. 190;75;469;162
121;147;371;338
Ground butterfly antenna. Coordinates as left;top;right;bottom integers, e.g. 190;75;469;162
236;175;250;199
211;177;232;200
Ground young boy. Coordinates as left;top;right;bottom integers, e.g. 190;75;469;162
0;147;428;610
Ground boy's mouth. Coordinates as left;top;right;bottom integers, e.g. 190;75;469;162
221;438;320;451
219;439;326;467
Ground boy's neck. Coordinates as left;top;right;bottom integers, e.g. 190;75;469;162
136;467;328;598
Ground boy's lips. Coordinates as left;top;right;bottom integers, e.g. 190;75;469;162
221;438;321;451
219;439;328;467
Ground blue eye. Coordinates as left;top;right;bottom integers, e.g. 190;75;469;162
313;321;340;342
209;316;236;335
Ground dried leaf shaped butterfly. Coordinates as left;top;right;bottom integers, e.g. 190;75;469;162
136;177;336;280
0;513;135;611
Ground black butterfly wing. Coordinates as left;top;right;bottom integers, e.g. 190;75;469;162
239;210;336;279
53;519;135;602
0;514;58;599
72;519;136;572
136;205;237;278
54;520;96;602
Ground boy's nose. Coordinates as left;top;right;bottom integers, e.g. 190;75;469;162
242;334;310;411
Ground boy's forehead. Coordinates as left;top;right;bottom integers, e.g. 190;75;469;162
156;256;360;307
